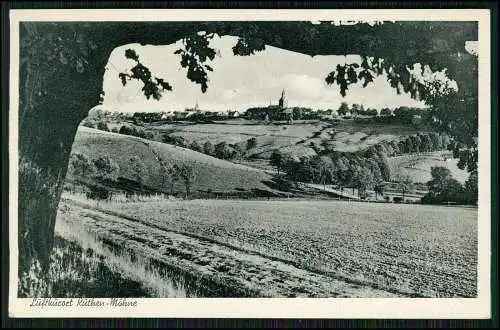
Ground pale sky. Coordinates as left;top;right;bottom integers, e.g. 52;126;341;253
102;34;427;113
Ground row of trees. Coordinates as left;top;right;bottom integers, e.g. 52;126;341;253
357;132;450;159
162;134;260;163
68;153;121;200
81;118;157;141
269;149;390;199
157;157;197;198
118;125;155;140
337;102;379;117
69;152;198;199
336;102;429;120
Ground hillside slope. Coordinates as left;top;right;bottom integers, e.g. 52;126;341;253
150;120;434;159
68;127;279;197
387;151;469;184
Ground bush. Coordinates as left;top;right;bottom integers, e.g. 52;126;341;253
203;141;214;156
81;119;95;128
246;137;257;150
97;121;109;131
163;134;186;147
93;156;120;181
68;153;95;177
214;142;233;159
189;141;202;152
86;185;112;200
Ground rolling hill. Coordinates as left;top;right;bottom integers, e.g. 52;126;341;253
67;127;282;197
148;119;430;160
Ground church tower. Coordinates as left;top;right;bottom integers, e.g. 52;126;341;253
278;89;287;109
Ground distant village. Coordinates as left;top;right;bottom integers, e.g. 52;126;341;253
91;89;427;126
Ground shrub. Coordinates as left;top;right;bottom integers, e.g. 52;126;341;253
97;121;109;132
246;137;257;150
81;119;95;128
203;141;214;156
68;153;95;177
214;142;233;159
163;134;186;147
189;141;202;152
86;185;112;200
93;156;120;181
119;125;131;135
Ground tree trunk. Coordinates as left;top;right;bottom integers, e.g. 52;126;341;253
18;24;109;279
18;102;100;278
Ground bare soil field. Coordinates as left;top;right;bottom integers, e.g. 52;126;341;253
58;193;478;298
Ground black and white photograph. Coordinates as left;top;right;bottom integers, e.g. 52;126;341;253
7;8;492;318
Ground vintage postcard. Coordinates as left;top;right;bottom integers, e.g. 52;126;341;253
8;8;491;318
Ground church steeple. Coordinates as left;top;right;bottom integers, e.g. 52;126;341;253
278;89;287;108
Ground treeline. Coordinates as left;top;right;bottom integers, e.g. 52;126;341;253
350;106;432;126
268;131;451;198
244;106;334;121
354;132;450;158
117;125;155;140
67;153;121;200
87;120;159;141
162;134;254;162
269;149;390;199
68;152;198;199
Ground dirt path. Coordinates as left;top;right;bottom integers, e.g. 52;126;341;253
58;199;402;298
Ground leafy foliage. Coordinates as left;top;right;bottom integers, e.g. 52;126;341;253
118;49;172;100
68;153;95;178
174;32;218;93
129;156;146;191
246;137;257;150
337;102;350;116
93;155;120;181
176;163;197;198
203;141;215;156
270;150;283;174
421;166;472;204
